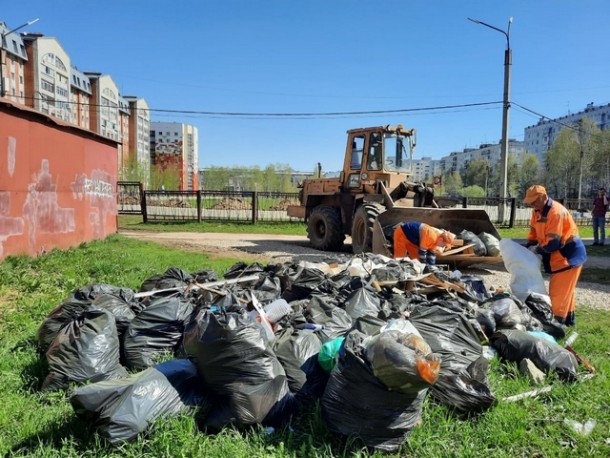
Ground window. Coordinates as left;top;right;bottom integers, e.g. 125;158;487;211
367;132;382;170
350;135;365;169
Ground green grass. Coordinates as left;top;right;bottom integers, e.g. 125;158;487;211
1;235;609;457
119;215;307;235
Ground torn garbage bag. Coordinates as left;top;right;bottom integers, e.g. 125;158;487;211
490;329;578;381
42;309;127;391
365;329;441;393
182;310;295;427
70;359;208;445
321;331;429;452
410;304;496;412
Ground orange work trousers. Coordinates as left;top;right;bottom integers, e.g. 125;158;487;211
393;226;420;260
549;265;583;321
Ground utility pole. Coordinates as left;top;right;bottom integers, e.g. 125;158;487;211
468;17;512;222
0;18;39;98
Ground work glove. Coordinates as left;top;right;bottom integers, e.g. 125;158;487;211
524;240;537;248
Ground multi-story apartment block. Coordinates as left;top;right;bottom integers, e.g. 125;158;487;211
411;156;441;182
436;140;525;180
84;72;121;142
69;66;91;129
524;102;610;166
150;122;199;191
0;21;29;103
124;96;151;184
22;34;72;121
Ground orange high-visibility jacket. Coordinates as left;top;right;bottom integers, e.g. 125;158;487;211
394;222;444;264
527;198;587;273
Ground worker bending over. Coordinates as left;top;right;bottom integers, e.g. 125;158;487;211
523;185;587;326
393;222;455;265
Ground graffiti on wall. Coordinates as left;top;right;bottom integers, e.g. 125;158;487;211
71;169;117;239
23;159;76;249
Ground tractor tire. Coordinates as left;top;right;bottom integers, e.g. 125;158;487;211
351;203;385;254
307;205;345;251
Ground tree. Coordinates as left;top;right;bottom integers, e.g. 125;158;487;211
518;153;539;197
461;185;485;198
121;151;149;183
464;159;489;188
443;171;463;196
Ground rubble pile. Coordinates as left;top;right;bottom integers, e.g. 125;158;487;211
37;252;583;451
210;197;251;210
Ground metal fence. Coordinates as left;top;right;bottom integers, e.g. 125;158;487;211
117;182;599;228
117;182;302;223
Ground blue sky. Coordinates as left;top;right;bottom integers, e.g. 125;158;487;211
4;1;610;172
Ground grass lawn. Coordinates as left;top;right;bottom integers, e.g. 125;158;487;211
1;235;609;457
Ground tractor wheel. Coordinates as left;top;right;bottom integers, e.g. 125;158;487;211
351;203;385;254
307;205;345;251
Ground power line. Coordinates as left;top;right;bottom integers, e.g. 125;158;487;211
21;95;502;119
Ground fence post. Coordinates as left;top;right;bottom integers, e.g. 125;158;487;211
462;197;468;208
508;198;516;228
251;191;258;224
139;183;148;223
196;190;202;222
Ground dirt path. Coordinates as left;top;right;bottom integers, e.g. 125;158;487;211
119;230;610;268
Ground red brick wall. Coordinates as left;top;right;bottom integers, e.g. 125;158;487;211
0;103;118;259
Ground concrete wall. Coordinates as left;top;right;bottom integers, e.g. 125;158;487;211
0;101;118;260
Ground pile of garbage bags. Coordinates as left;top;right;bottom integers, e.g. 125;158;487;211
36;252;580;451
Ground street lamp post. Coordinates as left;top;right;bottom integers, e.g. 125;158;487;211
0;18;39;98
468;17;512;221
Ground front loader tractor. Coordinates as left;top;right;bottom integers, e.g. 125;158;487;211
287;124;499;255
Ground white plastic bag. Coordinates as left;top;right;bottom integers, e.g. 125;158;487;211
499;239;548;301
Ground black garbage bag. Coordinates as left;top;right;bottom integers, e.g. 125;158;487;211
305;294;353;341
343;286;381;320
459;230;487;256
223;262;267;279
410;304;495;412
90;291;139;337
281;267;329;302
351;315;387;336
487;295;531;331
70;359;209;445
321;331;428;452
183;310;295;427
191;269;219;283
430;357;497;413
490;329;578;381
37;283;136;352
410;304;483;371
524;292;566;340
138;267;193;293
364;330;441;394
459;275;491;303
252;275;282;304
122;294;195;370
42;309;127;391
273;328;328;403
475;307;497;338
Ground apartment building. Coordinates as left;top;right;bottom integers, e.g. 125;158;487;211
0;21;29;103
150;122;199;191
69;66;91;129
124;96;151;184
524;102;610;165
22;34;72;121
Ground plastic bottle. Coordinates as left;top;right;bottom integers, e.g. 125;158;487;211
263;298;291;324
248;297;275;341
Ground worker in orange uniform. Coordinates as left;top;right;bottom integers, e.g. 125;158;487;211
393;221;455;265
523;185;587;326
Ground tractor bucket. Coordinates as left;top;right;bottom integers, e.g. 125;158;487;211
374;207;501;243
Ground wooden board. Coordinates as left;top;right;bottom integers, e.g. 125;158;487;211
436;254;503;268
